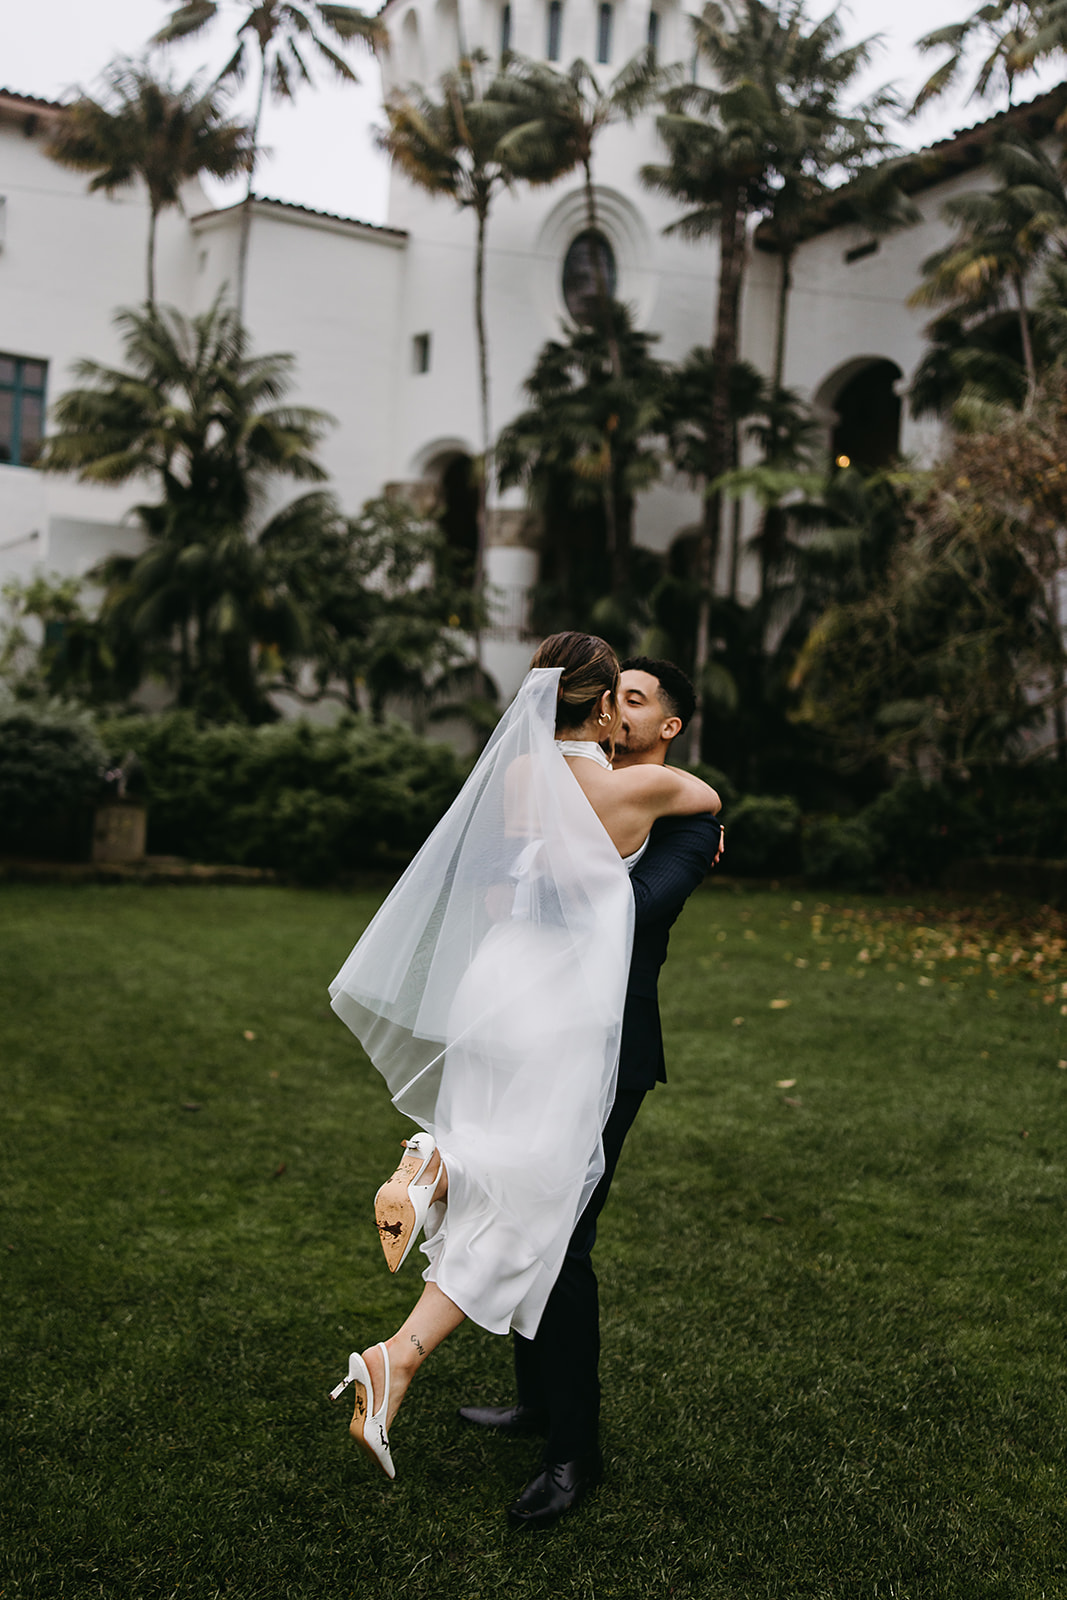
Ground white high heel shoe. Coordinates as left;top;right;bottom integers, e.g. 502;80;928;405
329;1343;395;1480
374;1132;445;1273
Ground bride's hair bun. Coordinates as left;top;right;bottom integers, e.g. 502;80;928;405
531;632;620;734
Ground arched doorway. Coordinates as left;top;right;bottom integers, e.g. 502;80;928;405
433;451;479;586
818;357;903;472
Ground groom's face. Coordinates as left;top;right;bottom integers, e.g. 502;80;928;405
617;670;671;756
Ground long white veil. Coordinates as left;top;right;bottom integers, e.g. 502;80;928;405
329;667;634;1336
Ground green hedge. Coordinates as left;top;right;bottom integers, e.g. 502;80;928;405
97;713;465;881
716;770;1067;887
0;698;106;859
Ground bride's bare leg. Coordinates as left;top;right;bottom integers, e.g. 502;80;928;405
357;1283;465;1435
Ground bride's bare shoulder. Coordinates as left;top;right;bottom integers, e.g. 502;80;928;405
613;763;721;816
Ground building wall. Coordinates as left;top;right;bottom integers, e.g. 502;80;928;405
0;101;200;581
0;40;1028;702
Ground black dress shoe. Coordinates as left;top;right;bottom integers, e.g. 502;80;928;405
506;1453;603;1531
457;1402;548;1436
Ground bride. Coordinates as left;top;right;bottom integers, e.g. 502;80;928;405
327;631;720;1478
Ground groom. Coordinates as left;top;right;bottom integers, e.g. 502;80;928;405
459;656;724;1530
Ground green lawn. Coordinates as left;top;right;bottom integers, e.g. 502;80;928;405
1;883;1065;1600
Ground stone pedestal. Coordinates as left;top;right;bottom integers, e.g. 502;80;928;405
92;803;147;864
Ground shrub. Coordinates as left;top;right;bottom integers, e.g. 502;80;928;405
802;816;880;888
0;697;106;858
861;777;986;883
725;795;802;876
686;762;739;808
95;712;466;880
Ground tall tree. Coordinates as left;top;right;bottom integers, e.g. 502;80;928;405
909;132;1067;400
643;0;891;757
492;49;668;581
44;61;253;305
39;299;333;720
380;53;534;617
495;49;669;371
496;302;666;608
154;0;386;312
914;0;1045;113
263;493;487;729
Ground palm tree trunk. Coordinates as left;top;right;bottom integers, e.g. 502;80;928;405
472;197;490;651
582;159;627;594
772;246;794;393
146;205;159;307
690;181;746;761
1014;272;1037;400
237;44;269;320
728;494;742;603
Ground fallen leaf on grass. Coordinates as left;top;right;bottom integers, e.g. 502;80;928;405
784;1096;802;1108
770;998;791;1009
761;1213;786;1224
776;1078;797;1088
732;1016;745;1026
243;1030;256;1041
182;1102;201;1113
272;1162;287;1178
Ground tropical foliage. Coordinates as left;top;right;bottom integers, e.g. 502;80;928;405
153;0;386;307
44;61;253;303
38;300;333;720
496;302;667;608
640;0;898;755
793;378;1067;774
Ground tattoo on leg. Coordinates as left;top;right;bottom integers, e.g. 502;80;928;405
410;1333;426;1357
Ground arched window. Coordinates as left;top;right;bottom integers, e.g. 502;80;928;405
500;2;512;55
546;0;562;60
597;2;613;62
562;229;617;323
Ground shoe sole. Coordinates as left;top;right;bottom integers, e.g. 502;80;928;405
374;1145;431;1272
345;1356;394;1480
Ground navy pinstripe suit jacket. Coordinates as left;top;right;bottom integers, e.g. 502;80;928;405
618;812;722;1093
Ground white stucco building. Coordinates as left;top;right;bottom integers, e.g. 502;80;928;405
2;17;1062;699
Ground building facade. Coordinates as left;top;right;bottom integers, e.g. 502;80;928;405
0;27;1055;700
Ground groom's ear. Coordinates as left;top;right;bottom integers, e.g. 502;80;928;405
661;716;683;744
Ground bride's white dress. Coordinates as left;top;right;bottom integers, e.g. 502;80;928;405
329;671;638;1338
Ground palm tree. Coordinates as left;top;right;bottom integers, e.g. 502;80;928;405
642;0;906;757
44;61;253;305
491;49;668;577
909;132;1067;399
914;0;1044;113
496;303;666;606
154;0;386;312
495;50;668;369
380;53;534;609
39;299;334;719
642;78;767;752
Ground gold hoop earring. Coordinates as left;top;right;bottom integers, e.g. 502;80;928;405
597;711;611;726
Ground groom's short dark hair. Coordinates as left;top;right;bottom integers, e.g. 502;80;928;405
620;657;697;732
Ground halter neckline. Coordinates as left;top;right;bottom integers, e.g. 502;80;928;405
557;739;612;770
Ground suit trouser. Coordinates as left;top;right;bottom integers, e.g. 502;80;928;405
511;1087;647;1462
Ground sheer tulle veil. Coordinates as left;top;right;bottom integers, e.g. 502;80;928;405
329;666;634;1336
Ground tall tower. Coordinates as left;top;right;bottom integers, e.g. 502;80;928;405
375;0;748;692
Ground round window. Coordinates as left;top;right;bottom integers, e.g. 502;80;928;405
562;229;617;323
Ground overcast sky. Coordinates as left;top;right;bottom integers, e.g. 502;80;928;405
2;0;1060;225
